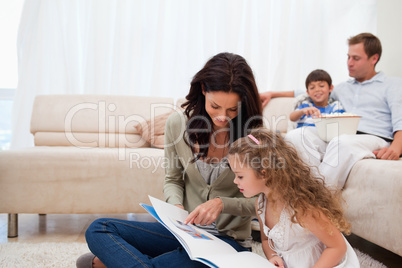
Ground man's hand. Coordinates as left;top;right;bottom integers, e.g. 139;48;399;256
260;92;273;108
183;198;223;225
373;146;401;160
374;131;402;160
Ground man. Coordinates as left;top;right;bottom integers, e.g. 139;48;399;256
260;33;402;188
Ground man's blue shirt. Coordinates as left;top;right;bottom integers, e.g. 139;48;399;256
331;72;402;139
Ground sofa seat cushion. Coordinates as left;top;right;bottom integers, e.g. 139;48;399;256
33;132;149;148
343;158;402;256
0;146;166;214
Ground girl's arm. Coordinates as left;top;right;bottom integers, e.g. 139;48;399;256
256;200;284;268
303;211;347;268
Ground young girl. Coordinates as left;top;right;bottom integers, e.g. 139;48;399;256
227;128;360;268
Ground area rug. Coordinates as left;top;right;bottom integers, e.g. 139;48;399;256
0;241;387;268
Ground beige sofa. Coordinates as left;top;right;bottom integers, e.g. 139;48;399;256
0;95;401;257
0;95;175;236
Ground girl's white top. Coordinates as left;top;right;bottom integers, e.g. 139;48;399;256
257;194;360;268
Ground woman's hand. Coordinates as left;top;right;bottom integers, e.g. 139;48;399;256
175;204;185;210
184;198;223;225
269;255;285;268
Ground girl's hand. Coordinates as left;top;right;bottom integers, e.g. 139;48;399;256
302;107;321;118
183;198;223;225
269;255;285;268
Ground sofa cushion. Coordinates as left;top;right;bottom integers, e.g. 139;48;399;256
262;97;295;134
135;112;173;149
30;95;175;148
135;99;186;149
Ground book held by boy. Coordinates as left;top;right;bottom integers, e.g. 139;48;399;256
140;196;274;268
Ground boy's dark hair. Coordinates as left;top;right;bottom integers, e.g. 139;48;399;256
348;33;382;66
305;69;332;89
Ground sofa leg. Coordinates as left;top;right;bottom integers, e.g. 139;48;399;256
7;213;18;238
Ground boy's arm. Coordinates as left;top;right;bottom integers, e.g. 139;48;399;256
290;106;321;122
289;109;305;122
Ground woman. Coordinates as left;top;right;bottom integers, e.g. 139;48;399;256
77;52;263;268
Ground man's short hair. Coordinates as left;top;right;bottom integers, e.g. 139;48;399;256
305;69;332;89
348;33;382;65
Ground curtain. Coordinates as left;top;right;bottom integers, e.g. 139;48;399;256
12;0;377;148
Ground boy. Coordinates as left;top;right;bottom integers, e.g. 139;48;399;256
290;69;345;128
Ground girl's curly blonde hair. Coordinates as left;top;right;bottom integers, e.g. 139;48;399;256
228;128;351;235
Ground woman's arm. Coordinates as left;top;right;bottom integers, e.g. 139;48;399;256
303;211;347;268
184;196;257;225
219;196;256;216
163;113;186;206
184;197;223;225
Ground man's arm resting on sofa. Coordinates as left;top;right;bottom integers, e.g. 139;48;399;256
260;91;295;107
374;131;402;160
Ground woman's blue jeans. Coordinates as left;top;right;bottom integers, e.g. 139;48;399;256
85;218;250;268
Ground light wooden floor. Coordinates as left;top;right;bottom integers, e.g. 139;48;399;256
0;213;155;244
1;213;401;267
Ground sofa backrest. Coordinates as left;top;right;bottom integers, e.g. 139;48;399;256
262;97;295;134
30;95;295;148
31;95;175;148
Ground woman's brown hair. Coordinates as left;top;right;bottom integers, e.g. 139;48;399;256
182;52;263;160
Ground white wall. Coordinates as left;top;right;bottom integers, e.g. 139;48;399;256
0;0;24;88
377;0;402;78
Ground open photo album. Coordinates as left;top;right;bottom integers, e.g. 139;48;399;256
140;196;274;268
